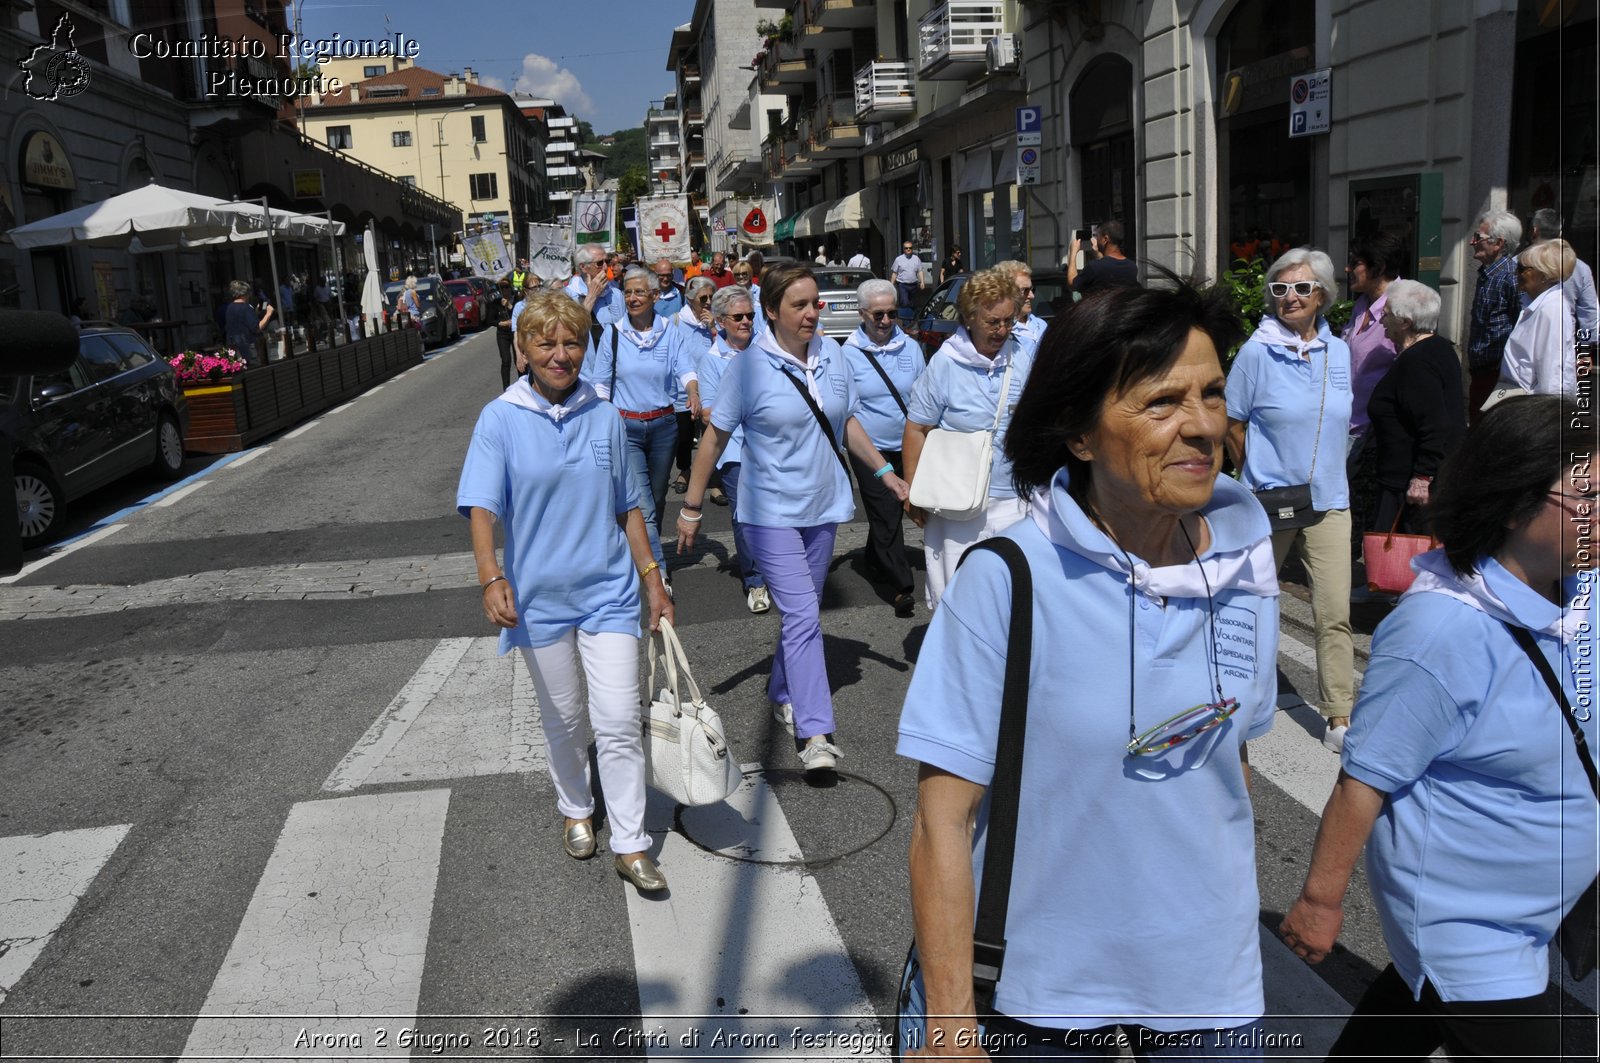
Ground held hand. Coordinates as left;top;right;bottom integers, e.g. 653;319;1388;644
882;472;911;503
1279;894;1343;964
688;395;703;420
482;579;519;629
675;512;700;553
905;501;928;529
646;576;674;633
1405;477;1431;506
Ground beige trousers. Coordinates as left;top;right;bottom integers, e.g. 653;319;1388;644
1271;507;1355;720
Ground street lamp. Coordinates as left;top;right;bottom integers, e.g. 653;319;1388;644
434;103;477;274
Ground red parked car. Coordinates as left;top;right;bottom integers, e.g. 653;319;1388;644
444;279;489;331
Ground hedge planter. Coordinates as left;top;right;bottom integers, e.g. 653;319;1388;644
180;330;424;454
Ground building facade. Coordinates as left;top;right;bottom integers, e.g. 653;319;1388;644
519;98;590;225
646;93;683;196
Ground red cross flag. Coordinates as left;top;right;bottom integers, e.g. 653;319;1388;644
638;195;691;262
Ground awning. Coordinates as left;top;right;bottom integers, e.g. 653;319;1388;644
775;211;801;242
823;188;876;231
955;149;994;194
792;203;830;240
994;144;1018;186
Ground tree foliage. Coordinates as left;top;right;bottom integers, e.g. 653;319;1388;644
593;127;648;180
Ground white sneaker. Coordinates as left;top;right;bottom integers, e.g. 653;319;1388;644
1322;723;1349;753
799;735;842;773
771;700;795;736
747;586;772;613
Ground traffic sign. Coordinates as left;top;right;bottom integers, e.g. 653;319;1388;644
1015;105;1042;147
1288;68;1331;138
1017;145;1041;186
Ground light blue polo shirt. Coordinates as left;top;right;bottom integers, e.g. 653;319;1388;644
1343;556;1600;1002
1225;319;1354;511
655;286;685;318
563;275;626;326
898;471;1279;1031
1012;313;1047;357
696;336;747;468
905;329;1033;500
586;319;697;414
841;326;924;453
670;312;716;412
456;381;641;652
709;333;858;528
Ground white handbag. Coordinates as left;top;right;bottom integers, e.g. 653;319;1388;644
908;359;1014;520
642;619;743;806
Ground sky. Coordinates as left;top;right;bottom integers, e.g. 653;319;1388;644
294;1;693;133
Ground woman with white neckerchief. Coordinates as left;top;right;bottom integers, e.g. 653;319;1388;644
902;268;1036;611
670;276;718;495
587;266;701;578
842;278;925;618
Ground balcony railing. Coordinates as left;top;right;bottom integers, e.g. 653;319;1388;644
855;59;916;119
759;39;810;92
809;95;863;152
647;107;680;123
805;0;875;29
918;0;1004;79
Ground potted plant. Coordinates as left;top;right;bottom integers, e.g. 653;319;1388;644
168;348;249;385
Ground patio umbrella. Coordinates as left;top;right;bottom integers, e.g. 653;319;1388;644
360;224;385;336
6;183;264;249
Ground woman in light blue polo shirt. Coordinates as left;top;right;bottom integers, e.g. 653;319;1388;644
903;268;1036;610
842;278;925;617
458;292;673;894
668;276;717;495
675;263;910;775
1225;247;1355;752
586;267;701;575
901;282;1280;1055
1280;395;1596;1061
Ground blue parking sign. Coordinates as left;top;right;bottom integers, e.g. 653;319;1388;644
1016;106;1041;134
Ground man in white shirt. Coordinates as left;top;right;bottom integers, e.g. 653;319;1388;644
847;247;872;271
890;241;925;310
563;245;625;326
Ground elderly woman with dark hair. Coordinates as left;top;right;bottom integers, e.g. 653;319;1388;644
1226;247;1356;752
1281;394;1596;1062
901;281;1281;1056
903;268;1035;610
1364;280;1466;535
1344;230;1407;452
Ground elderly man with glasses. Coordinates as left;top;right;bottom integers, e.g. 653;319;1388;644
651;258;684;318
1466;209;1523;416
564;245;626;326
890;242;926;312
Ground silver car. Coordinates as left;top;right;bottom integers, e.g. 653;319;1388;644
812;267;875;339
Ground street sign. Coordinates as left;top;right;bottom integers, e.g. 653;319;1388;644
1017;145;1041;186
1288;68;1331;138
1015;105;1042;147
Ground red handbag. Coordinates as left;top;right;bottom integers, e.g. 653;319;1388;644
1362;509;1437;594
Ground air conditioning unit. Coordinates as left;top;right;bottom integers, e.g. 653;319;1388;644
985;34;1019;73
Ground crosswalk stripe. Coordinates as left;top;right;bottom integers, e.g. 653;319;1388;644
323;638;552;793
627;771;885;1058
181;789;451;1059
0;824;130;1004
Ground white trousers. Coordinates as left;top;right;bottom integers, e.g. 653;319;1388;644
518;630;648;854
923;496;1029;610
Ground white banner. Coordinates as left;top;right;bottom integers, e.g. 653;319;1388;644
462;229;511;280
737;198;775;247
572;192;614;249
528;223;572;282
637;196;691;262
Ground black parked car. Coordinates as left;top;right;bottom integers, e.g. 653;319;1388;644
4;324;190;547
910;268;1071;358
383;276;461;347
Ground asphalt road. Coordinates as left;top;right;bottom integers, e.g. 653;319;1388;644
1;326;1594;1060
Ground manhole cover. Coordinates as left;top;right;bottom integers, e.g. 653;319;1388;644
674;769;897;869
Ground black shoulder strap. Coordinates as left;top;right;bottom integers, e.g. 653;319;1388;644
849;343;909;417
956;536;1033;1011
777;367;851;476
605;323;619;396
1506;623;1599;798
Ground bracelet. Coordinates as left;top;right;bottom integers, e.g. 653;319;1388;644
682;501;703;511
679;510;702;523
481;575;507;593
640;561;660;579
873;462;893;479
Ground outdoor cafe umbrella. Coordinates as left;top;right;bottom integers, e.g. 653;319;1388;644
6;183;265;249
360;224;385;336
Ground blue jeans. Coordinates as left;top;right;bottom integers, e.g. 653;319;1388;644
716;462;763;591
623;414;677;567
989;1019;1266;1060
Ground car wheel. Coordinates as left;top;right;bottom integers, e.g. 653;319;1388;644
151;412;186;480
15;460;64;549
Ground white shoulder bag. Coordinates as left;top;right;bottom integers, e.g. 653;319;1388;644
642;619;743;806
908;358;1014;520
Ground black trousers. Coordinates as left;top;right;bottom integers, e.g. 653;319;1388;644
848;448;913;595
674;411;698;478
495;325;514;389
1327;963;1560;1063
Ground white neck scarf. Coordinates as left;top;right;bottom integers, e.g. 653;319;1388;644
620;317;669;350
1406;550;1589;645
497;377;597;423
939;327;1015;374
755;329;827;405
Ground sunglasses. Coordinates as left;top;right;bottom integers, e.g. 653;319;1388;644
724;311;756;322
865;309;896;320
1470;232;1497;245
1267;281;1318;298
1019;286;1035;295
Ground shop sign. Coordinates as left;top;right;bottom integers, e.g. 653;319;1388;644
883;143;920;179
1288;69;1331;137
292;169;324;198
21;131;76;190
